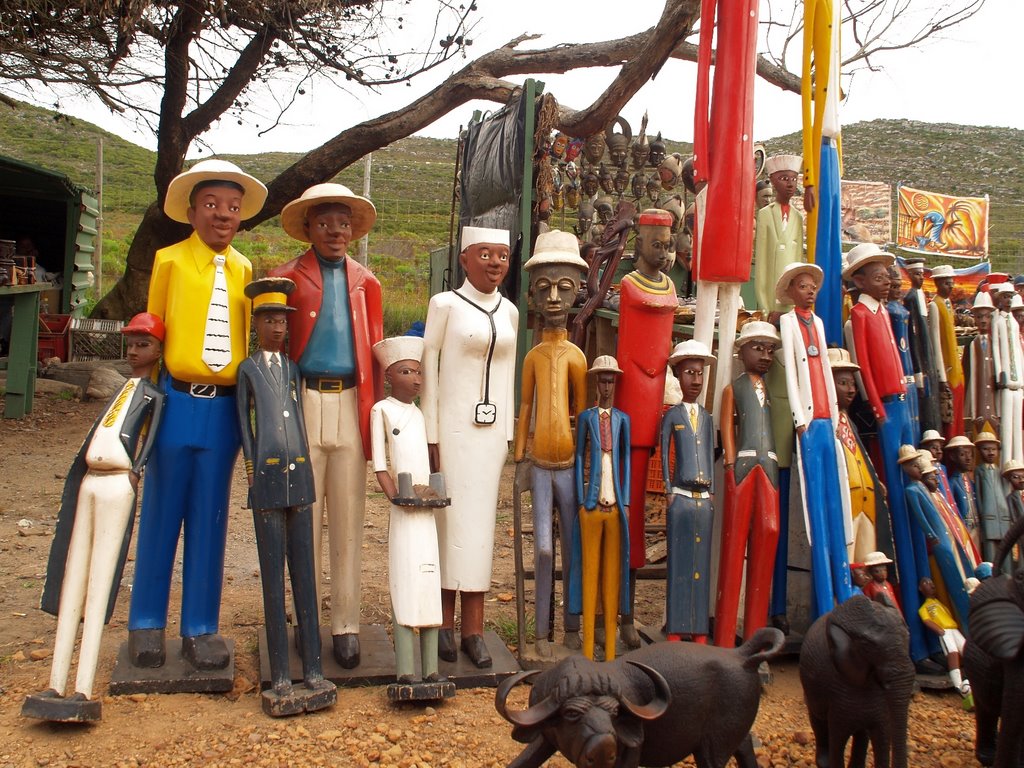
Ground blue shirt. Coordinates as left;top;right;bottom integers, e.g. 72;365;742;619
298;254;356;377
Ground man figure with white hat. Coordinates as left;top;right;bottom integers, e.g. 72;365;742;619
754;154;804;316
715;321;781;647
128;159;266;672
845;243;931;657
270;183;384;669
513;230;589;657
885;263;920;438
903;257;942;434
613;208;678;648
776;262;855;618
661;340;717;643
990;283;1023;462
422;225;518;668
927;264;965;439
945;435;981;554
963;290;998;439
974;432;1011;568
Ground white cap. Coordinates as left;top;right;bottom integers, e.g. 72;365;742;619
973;291;995;311
461;226;510;251
864;551;893;567
523;230;588;271
920;429;945;445
372;336;424;370
735;321;780;347
668;339;716;366
842;243;895;281
775;261;823;306
931;264;955;279
992;282;1015;294
764;154;802;175
1012;293;1024;310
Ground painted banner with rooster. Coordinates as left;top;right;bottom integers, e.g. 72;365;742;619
896;185;989;260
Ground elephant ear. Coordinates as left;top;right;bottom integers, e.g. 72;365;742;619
970;594;1024;661
827;619;872;687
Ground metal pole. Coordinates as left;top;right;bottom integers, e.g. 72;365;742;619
358;153;371;266
95;137;103;298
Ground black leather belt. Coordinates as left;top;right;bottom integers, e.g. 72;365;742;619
305;374;357;393
882;393;906;403
171;378;236;398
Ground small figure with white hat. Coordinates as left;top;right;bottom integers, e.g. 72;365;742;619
926;264;965;438
269;182;384;670
974;432;1011;568
846;243;930;652
129;159;267;674
902;256;942;434
776;262;855;620
421;225;518;669
861;551;900;612
369;336;454;701
513;230;589;657
660;340;717;643
753;153;804;316
963;290;998;438
945;435;982;556
235;278;337;717
714;321;782;647
569;356;631;661
905;451;977;631
612;208;679;649
830;347;894;565
990;282;1024;462
25;314;166;722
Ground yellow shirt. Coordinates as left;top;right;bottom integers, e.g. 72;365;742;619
148;232;252;385
918;597;958;630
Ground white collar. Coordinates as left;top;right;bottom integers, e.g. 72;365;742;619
857;294;882;313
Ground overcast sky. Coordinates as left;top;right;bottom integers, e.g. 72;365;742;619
34;0;1019;156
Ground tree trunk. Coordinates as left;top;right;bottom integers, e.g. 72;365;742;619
92;203;190;319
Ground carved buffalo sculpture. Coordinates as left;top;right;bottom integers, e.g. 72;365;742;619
495;626;784;768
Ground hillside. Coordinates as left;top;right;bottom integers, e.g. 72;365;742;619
1;99;1022;293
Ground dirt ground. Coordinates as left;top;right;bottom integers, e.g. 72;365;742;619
0;394;980;767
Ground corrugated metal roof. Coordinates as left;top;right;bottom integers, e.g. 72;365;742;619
0;154;92;199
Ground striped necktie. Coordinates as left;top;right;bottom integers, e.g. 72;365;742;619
201;255;232;372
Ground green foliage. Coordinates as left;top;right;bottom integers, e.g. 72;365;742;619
488;610;534;647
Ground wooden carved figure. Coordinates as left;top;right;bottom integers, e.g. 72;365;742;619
903;257;942;434
945;435;982;553
370;336;455;702
886;265;920;439
128;160;266;674
974;432;1012;568
514;230;589;657
1002;460;1024;565
845;243;929;660
861;551;901;612
990;283;1024;462
963;290;999;439
776;262;854;618
715;321;781;647
271;183;384;670
236;278;337;717
569;356;631;661
613;208;677;648
24;314;165;722
830;347;893;564
754;154;804;316
927;264;965;439
661;340;717;643
422;226;518;669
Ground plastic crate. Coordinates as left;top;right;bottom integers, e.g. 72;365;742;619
38;334;68;362
645;405;676;493
69;317;124;361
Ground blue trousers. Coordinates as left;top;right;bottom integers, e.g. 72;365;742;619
129;380;240;637
877;395;929;661
770;467;791;618
666;493;714;635
532;465;579;637
814;141;843;346
799;418;853;618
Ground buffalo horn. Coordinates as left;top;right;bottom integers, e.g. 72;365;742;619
621;661;672;720
495;670;562;727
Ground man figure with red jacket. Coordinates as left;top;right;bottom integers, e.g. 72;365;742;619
270;183;384;669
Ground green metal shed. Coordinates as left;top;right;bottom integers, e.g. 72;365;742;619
0;154;98;315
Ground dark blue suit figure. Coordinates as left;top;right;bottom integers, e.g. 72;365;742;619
660;341;717;642
568;356;631;661
236;278;336;717
887;267;920;440
904;465;973;631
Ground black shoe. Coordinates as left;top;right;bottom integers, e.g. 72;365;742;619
182;633;230;671
332;633;360;669
438;628;457;663
770;614;791;635
461;633;492;668
128;628;166;668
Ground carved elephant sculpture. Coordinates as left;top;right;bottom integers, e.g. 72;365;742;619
962;515;1024;767
495;626;784;768
799;595;915;768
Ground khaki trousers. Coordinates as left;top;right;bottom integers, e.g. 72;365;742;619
303;387;366;635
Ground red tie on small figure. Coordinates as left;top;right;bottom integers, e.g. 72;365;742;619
599;410;612;453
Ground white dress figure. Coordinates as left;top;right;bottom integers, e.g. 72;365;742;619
370;397;442;627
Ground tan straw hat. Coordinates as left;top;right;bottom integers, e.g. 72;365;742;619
281;183;377;242
775;262;823;306
589;355;623;375
164;159;267;223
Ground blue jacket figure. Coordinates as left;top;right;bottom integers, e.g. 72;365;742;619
236;277;336;718
661;340;717;642
569;355;631;661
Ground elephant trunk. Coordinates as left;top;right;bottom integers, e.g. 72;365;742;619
889;694;911;768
